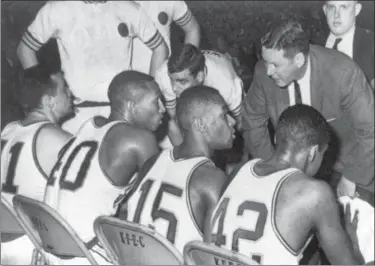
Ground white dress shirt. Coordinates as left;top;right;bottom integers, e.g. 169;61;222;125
288;56;311;106
325;25;356;59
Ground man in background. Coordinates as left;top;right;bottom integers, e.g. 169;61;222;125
17;1;168;134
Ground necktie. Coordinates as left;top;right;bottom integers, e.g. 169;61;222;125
294;81;302;105
332;38;342;50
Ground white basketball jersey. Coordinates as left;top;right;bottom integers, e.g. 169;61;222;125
1;121;51;205
126;149;211;253
132;1;192;74
46;118;129;242
211;159;309;265
24;1;162;101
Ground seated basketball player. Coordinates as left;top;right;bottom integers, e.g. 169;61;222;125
1;72;73;265
117;85;235;253
43;70;165;264
207;104;364;265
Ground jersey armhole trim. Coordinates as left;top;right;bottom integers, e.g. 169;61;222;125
32;122;54;180
270;170;308;256
186;159;215;237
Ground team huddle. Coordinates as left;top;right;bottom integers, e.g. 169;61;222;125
1;0;374;265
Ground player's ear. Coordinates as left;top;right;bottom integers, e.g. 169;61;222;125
192;117;205;133
355;2;362;16
126;100;135;114
196;70;205;83
43;94;55;109
307;145;319;162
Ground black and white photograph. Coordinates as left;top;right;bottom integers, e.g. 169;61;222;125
1;1;374;265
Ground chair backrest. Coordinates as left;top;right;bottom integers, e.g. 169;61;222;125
94;216;184;265
0;194;25;242
12;195;98;264
183;241;260;265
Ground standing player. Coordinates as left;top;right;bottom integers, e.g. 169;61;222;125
1;72;73;265
155;44;243;147
43;70;165;264
208;104;364;265
17;1;169;134
118;86;235;253
132;1;201;74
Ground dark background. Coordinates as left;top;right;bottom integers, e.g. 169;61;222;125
1;1;374;128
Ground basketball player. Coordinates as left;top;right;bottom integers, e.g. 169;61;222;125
117;85;235;253
155;43;243;147
207;104;364;265
43;70;165;264
1;72;73;265
132;1;201;74
17;1;169;134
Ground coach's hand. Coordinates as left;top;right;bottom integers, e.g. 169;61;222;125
337;176;356;198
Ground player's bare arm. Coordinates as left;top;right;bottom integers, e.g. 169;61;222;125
310;180;364;264
150;39;169;77
35;124;72;177
189;163;228;242
16;41;39;69
116;152;161;220
168;115;184;146
180;14;201;47
100;124;160;187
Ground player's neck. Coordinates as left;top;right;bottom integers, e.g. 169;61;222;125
175;137;212;159
22;109;54;126
108;111;132;125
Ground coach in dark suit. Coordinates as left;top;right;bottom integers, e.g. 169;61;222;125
242;19;374;202
314;1;374;87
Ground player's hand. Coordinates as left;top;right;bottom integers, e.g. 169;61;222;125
337;176;356;198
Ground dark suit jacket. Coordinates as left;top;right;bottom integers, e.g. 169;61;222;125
313;27;374;84
242;44;374;192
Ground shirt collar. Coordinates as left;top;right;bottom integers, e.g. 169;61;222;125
328;24;356;43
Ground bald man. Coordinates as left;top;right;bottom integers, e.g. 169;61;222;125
43;70;166;264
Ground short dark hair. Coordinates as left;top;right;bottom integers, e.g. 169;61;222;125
261;18;309;59
19;71;63;112
108;70;156;106
176;85;224;133
275;104;331;152
167;44;205;77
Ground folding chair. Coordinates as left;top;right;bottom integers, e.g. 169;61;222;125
0;194;25;242
94;215;184;265
183;240;260;265
12;195;98;265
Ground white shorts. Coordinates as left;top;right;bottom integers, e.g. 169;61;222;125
62;106;110;135
1;235;35;265
339;196;374;263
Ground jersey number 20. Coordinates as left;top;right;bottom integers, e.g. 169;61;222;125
211;198;268;263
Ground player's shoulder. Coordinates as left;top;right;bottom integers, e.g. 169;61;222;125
107;123;157;148
192;161;228;189
36;123;72;144
285;171;335;206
